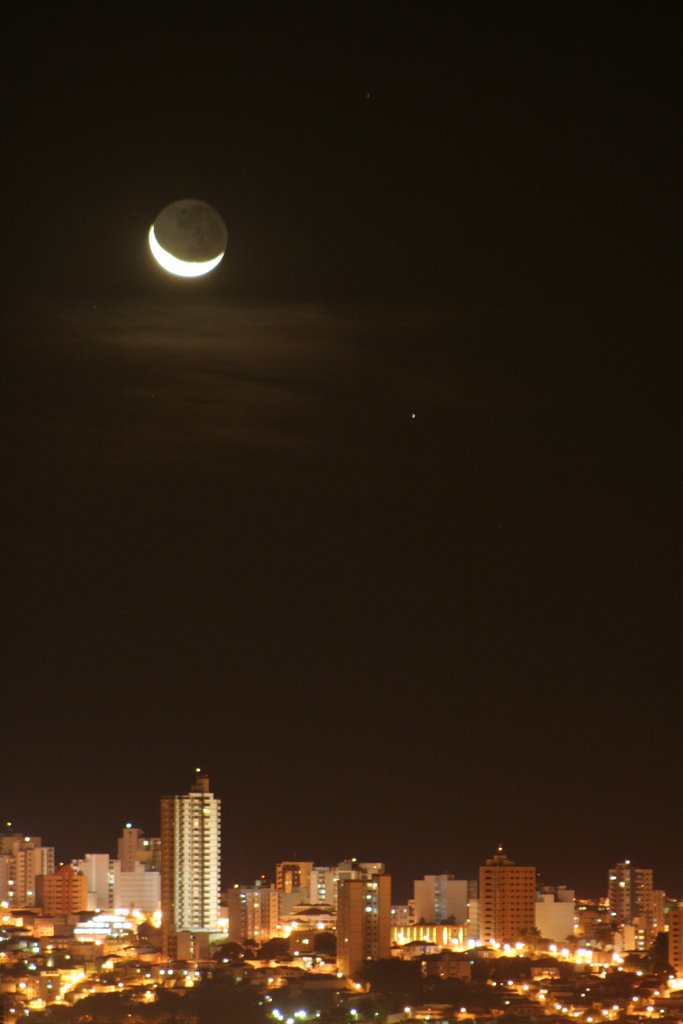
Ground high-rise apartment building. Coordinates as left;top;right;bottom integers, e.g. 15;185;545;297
113;862;161;912
160;772;221;959
334;861;384;909
309;866;336;906
575;896;612;943
72;853;111;910
0;855;12;904
652;889;667;937
669;903;683;978
414;875;473;924
145;837;162;872
227;880;280;945
0;832;24;856
337;872;391;977
112;824;161;913
535;886;575;942
276;861;313;894
117;826;161;872
118;826;143;872
608;861;658;949
307;860;384;912
479;847;536;944
2;836;55;907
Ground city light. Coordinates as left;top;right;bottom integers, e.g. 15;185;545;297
0;821;679;1023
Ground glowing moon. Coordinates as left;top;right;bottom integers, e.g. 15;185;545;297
149;199;227;278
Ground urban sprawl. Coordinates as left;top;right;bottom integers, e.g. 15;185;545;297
1;774;682;1024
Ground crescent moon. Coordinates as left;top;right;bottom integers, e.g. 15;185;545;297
148;225;225;278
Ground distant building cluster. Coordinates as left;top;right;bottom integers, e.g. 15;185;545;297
1;774;682;1021
0;826;160;918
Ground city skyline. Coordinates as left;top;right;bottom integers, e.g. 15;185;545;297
2;811;679;983
2;800;680;907
2;816;682;1022
2;1;679;931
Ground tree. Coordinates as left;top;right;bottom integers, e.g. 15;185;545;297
212;939;243;961
359;958;423;1010
258;937;291;959
517;926;543;953
643;932;675;978
181;976;265;1023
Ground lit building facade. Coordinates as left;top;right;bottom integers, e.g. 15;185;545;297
112;824;161;913
336;872;391;976
392;922;464;950
308;860;385;912
669;902;683;978
118;825;161;872
652;888;667;937
227;880;279;945
280;901;336;937
391;903;414;927
535;886;575;942
608;861;657;949
276;861;313;893
0;852;12;903
479;847;536;944
37;864;88;916
4;836;55;907
119;826;143;872
574;897;612;943
160;772;221;959
467;897;481;941
72;853;111;910
310;866;335;906
414;875;472;924
113;862;160;912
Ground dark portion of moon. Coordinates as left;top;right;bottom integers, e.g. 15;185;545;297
153;200;228;262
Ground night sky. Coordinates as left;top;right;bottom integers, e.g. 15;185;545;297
2;5;680;902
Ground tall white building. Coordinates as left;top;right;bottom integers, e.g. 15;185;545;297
72;853;111;911
310;866;336;906
113;862;160;912
161;772;221;959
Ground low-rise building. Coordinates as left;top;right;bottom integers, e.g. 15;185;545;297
422;950;472;979
392;923;464;950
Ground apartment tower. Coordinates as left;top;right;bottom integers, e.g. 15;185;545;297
161;772;221;959
337;872;391;977
276;861;313;893
668;903;683;978
608;860;657;949
479;846;536;944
